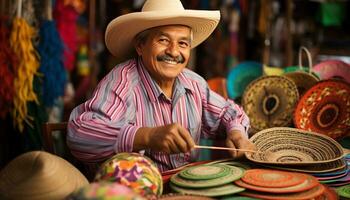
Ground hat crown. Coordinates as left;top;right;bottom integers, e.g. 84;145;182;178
142;0;185;12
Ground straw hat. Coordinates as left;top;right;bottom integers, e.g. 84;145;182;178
242;76;299;132
0;151;89;200
105;0;220;60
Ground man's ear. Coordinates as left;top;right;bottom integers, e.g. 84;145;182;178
134;42;142;56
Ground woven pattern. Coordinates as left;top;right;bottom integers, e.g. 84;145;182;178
171;165;244;188
179;164;230;180
283;71;319;96
241;184;325;200
169;183;245;197
294;80;350;140
245;127;343;165
94;152;163;196
263;158;346;173
242;76;299;132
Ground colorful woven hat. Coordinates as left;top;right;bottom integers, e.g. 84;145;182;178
242;76;299;132
294;79;350;140
245;127;344;165
0;151;89;200
94;152;163;196
313;60;350;83
226;61;263;100
67;182;146;200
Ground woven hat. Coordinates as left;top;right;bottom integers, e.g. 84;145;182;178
67;182;146;200
245;127;344;165
313;60;350;83
105;0;220;60
226;61;263;100
0;151;89;200
294;79;350;140
242;75;299;132
94;152;163;196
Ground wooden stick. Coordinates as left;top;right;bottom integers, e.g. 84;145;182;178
194;145;258;153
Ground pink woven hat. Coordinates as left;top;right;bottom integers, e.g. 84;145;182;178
313;60;350;83
105;0;220;61
0;151;89;200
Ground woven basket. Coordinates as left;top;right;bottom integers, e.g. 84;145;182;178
245;127;344;165
283;47;319;96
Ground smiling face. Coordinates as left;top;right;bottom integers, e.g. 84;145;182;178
135;25;191;86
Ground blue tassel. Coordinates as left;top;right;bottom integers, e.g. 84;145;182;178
38;20;67;107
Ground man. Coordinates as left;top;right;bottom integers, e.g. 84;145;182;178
67;0;254;172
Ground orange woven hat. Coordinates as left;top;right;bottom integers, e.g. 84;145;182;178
294;79;350;140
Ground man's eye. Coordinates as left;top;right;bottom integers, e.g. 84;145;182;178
179;41;189;48
159;38;169;43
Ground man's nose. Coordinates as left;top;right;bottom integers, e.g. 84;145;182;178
165;42;180;57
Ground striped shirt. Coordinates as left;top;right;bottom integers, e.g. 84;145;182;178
67;57;249;172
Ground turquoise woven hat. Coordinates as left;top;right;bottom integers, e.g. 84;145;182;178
226;61;263;100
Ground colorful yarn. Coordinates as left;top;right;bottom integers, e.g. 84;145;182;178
38;20;67;107
10;17;40;132
0;17;17;118
53;0;79;71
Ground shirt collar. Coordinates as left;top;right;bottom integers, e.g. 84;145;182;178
137;57;195;102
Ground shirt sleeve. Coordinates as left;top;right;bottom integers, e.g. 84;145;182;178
67;72;139;163
201;83;250;139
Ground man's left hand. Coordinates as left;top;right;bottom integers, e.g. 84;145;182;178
225;130;255;158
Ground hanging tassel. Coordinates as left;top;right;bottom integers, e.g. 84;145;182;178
10;17;40;132
0;16;18;118
38;20;67;107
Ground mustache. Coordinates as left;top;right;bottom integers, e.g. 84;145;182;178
157;54;185;64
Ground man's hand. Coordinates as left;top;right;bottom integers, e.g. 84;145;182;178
134;123;195;154
225;130;255;158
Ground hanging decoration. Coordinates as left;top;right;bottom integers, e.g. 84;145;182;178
38;0;67;107
0;16;17;118
54;0;79;71
10;0;40;132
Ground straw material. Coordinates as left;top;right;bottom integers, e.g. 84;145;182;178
245;127;344;165
262;158;346;173
242;76;299;132
0;151;88;200
240;184;324;200
283;71;319;96
169;182;245;197
294;79;350;140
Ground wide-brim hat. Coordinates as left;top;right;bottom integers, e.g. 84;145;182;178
0;151;89;200
242;75;299;133
313;60;350;83
294;79;350;140
105;0;220;60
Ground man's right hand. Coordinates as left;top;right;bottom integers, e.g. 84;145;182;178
134;123;195;154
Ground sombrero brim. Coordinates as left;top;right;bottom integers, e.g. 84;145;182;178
105;10;220;60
